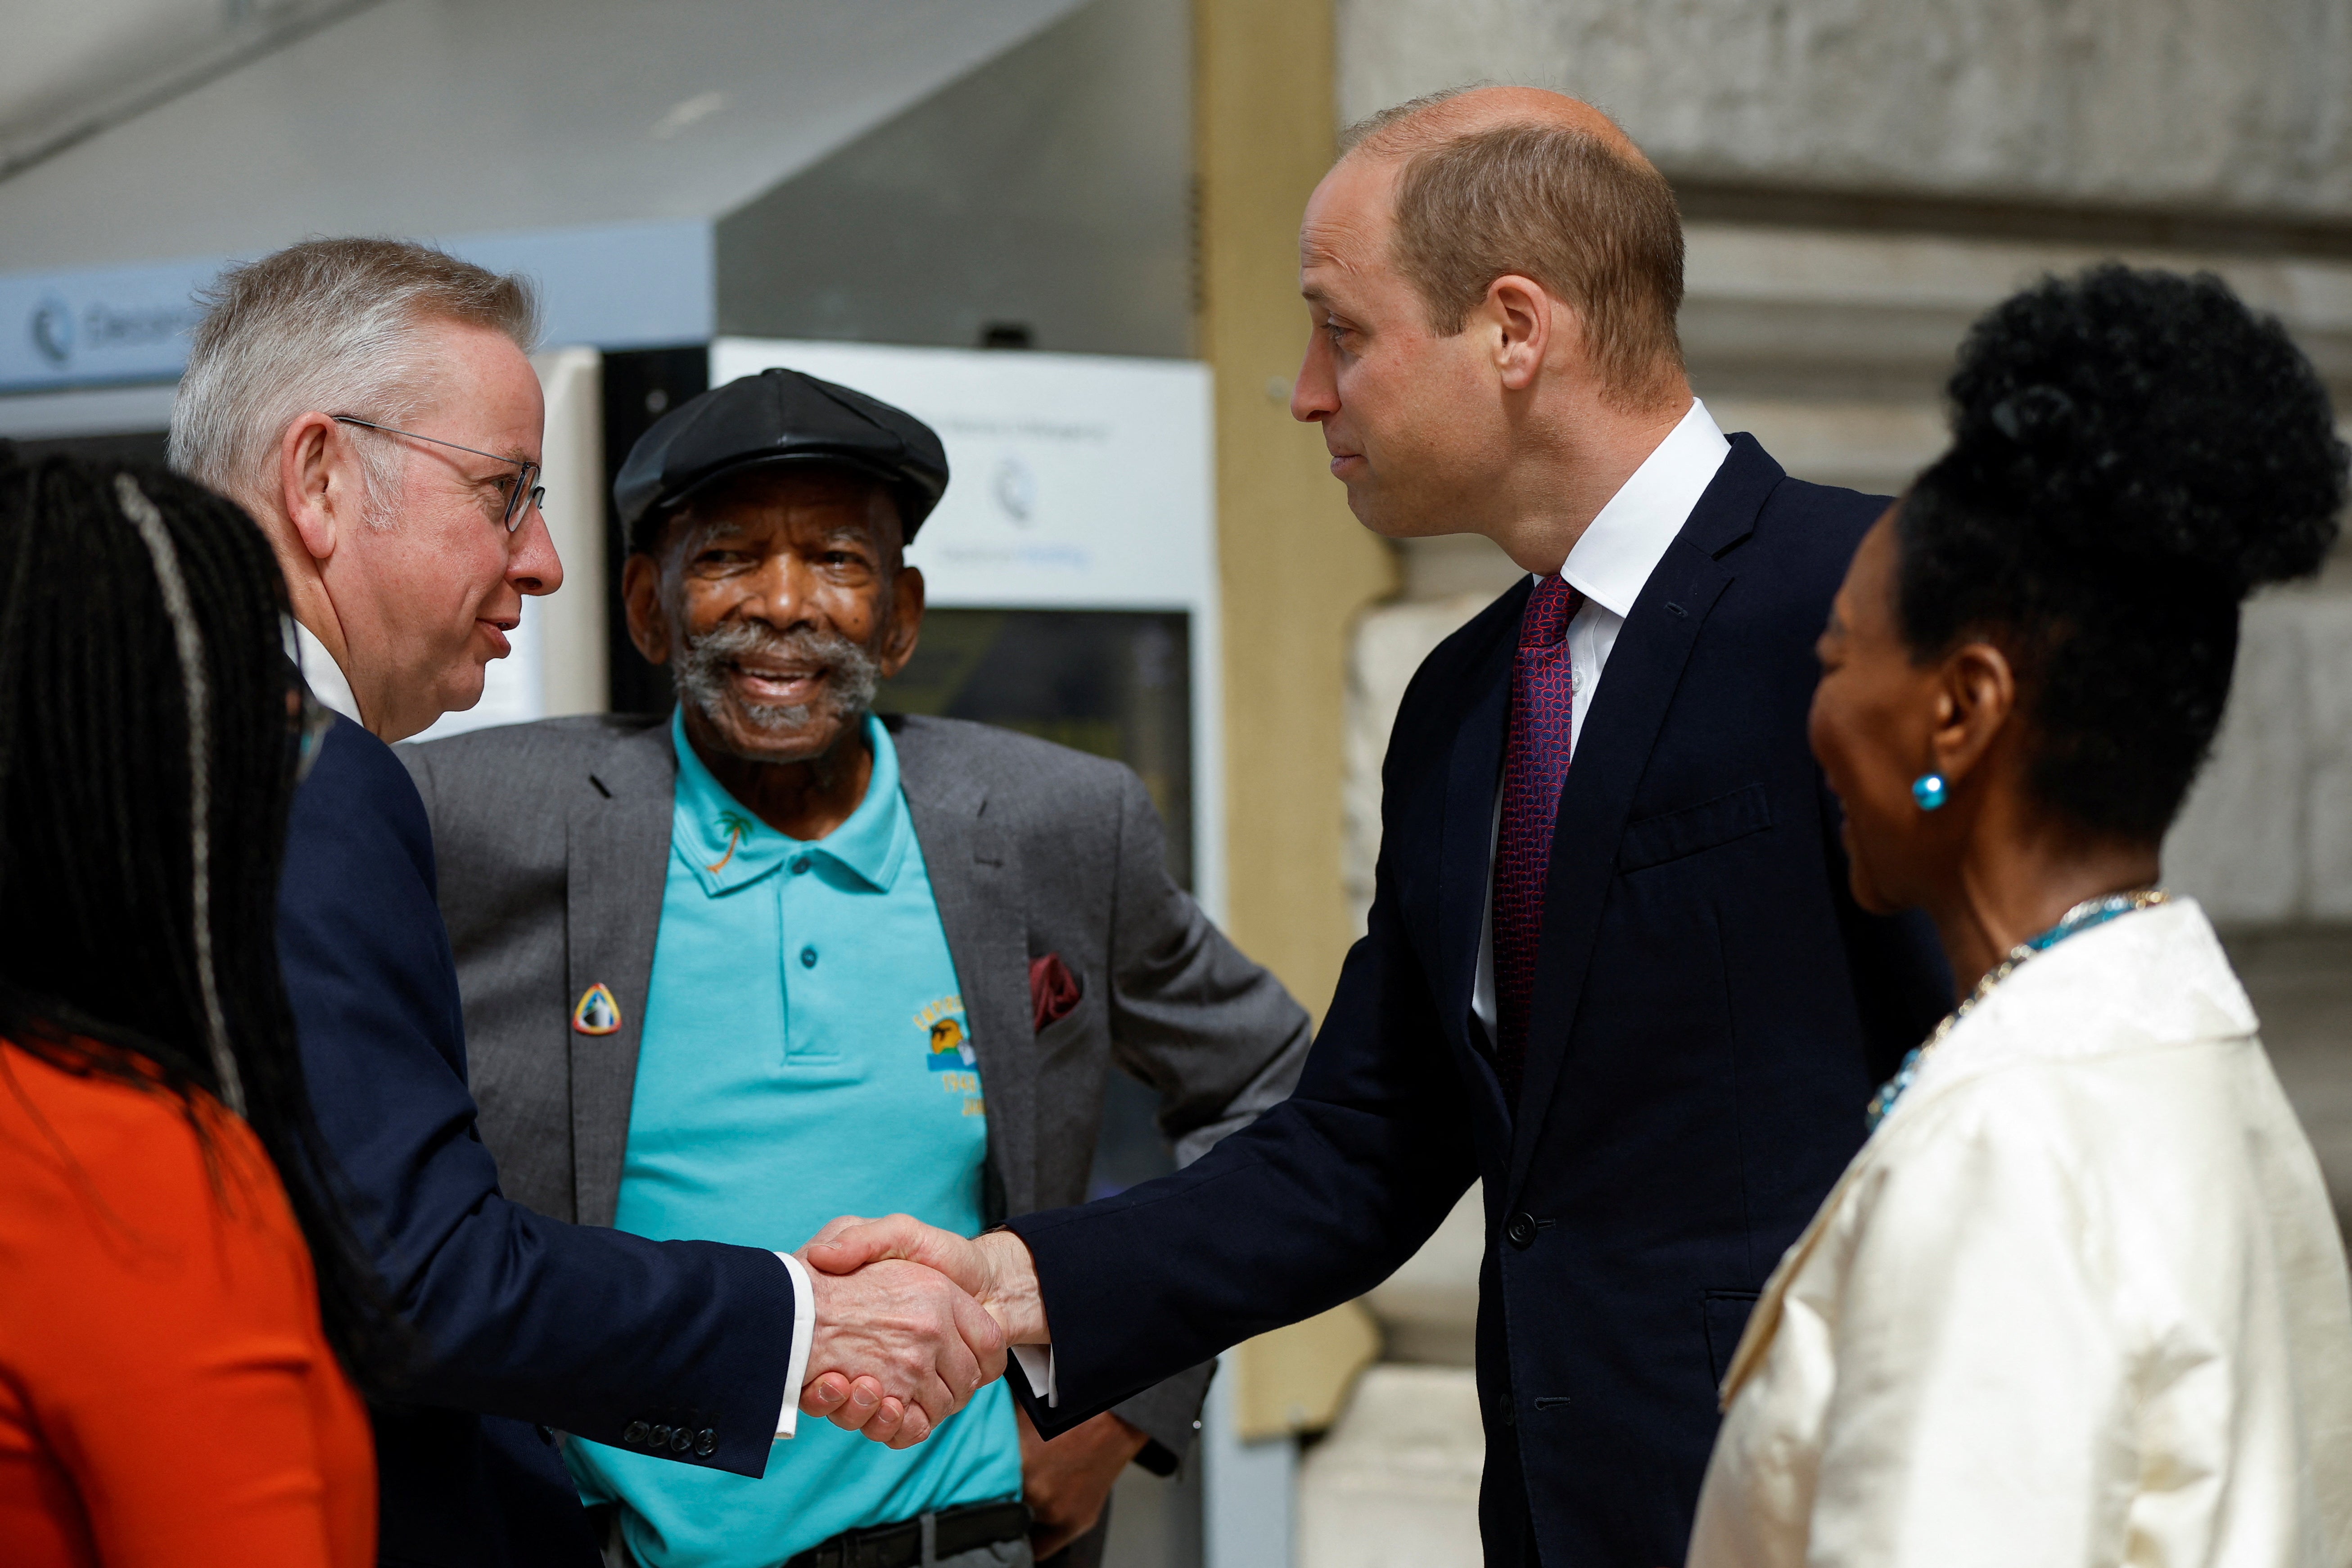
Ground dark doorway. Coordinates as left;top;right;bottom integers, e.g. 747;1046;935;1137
599;345;712;717
881;608;1192;890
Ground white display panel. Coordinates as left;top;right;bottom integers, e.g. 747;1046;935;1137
708;338;1224;921
709;339;1214;611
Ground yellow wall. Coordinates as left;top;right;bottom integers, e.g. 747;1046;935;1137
1196;0;1397;1024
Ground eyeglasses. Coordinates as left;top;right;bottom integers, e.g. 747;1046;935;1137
332;414;545;533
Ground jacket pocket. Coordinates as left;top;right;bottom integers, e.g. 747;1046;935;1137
1617;783;1771;872
1034;987;1096;1067
1702;1289;1761;1387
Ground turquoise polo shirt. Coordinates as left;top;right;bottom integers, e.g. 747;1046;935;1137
567;710;1019;1568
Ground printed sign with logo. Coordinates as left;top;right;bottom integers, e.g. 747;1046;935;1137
708;338;1214;614
0;220;718;395
0;260;215;392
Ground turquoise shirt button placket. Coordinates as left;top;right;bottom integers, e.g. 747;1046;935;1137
614;709;1013;1559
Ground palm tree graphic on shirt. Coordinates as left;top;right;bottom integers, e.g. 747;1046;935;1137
707;810;755;873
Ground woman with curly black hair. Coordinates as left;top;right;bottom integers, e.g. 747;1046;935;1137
1688;267;2352;1564
0;453;393;1563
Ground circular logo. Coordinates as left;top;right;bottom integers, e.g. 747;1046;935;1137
993;455;1037;524
29;295;72;367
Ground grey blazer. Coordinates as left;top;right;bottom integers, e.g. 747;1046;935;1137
399;711;1312;1464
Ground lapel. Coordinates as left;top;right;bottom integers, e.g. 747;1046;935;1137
1507;436;1786;1199
890;717;1038;1219
1437;587;1522;1119
565;722;676;1228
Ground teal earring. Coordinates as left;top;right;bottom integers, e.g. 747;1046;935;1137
1911;773;1948;811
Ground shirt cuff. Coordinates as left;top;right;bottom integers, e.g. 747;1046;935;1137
773;1252;817;1441
1011;1344;1058;1408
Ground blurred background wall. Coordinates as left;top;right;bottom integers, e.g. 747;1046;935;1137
3;3;2349;1564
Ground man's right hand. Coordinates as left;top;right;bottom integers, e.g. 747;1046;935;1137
802;1216;1049;1345
798;1253;1007;1450
796;1216;1049;1447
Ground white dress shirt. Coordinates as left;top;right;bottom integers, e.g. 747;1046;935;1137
289;619;363;727
771;1253;816;1439
1470;398;1731;1038
1689;899;2352;1567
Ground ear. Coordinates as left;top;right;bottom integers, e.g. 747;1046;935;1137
1927;641;2019;792
1484;274;1554;393
878;565;926;680
280;412;353;565
621;553;672;665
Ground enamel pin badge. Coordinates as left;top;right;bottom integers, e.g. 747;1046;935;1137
572;983;622;1036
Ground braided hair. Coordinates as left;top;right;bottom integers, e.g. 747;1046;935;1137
0;446;400;1387
1897;265;2350;841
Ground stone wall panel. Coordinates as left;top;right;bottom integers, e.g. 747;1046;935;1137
2297;589;2352;920
2163;592;2312;924
1337;0;2352;217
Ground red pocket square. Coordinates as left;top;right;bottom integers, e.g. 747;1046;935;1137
1029;953;1082;1033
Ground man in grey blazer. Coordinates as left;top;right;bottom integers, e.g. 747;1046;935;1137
403;368;1310;1568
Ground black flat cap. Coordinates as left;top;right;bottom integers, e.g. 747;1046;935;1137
614;368;950;553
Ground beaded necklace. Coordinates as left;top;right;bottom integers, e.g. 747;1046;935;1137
1863;886;2170;1131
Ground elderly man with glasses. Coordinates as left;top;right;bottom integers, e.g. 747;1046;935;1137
169;238;1005;1568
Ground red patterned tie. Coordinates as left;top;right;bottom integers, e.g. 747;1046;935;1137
1493;575;1581;1104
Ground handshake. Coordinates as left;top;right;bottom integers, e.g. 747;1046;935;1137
793;1214;1051;1447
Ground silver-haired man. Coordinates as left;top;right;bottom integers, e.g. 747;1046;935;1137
171;238;1003;1568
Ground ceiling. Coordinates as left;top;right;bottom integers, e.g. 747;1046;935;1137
0;0;1089;272
3;0;230;145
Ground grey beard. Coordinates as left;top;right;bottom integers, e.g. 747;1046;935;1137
672;618;883;734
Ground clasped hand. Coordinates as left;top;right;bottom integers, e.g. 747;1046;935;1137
794;1216;1046;1447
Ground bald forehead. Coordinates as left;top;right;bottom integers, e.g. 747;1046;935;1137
1301;153;1397;272
1348;86;1651;170
1309;87;1660;275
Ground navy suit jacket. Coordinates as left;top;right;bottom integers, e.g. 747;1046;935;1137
279;714;799;1568
1007;437;1952;1565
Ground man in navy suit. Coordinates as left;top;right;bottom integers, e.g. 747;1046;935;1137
803;88;1951;1564
171;238;1002;1568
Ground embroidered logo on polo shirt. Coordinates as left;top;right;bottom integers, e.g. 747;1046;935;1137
706;810;755;873
922;1003;975;1070
572;983;622;1036
918;996;984;1116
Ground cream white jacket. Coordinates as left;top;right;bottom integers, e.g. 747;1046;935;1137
1689;898;2352;1568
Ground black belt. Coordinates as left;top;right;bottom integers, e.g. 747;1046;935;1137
786;1500;1031;1568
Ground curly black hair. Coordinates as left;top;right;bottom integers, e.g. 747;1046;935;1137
1897;265;2349;841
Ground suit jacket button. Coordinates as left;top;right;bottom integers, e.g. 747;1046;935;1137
624;1421;650;1446
695;1428;718;1457
670;1427;695;1454
1506;1213;1538;1249
650;1424;673;1450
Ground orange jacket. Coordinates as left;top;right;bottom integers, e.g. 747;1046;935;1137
0;1039;374;1565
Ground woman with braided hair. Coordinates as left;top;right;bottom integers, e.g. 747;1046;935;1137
0;452;388;1563
1688;267;2352;1564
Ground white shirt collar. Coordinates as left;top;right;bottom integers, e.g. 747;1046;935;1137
1553;398;1731;616
290;619;364;727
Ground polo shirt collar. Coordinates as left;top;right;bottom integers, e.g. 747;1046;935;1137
668;708;908;897
1554;397;1731;616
